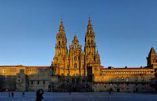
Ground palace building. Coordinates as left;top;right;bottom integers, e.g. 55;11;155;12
0;19;157;92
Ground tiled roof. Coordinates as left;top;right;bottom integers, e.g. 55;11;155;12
0;65;50;69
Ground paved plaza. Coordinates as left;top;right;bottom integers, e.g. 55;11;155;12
0;92;157;101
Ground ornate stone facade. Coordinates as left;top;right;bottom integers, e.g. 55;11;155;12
0;19;157;92
50;19;157;92
52;19;101;78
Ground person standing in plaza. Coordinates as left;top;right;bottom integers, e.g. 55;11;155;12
36;89;44;101
11;91;14;98
22;91;25;97
8;91;11;97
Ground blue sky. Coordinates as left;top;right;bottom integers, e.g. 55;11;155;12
0;0;157;67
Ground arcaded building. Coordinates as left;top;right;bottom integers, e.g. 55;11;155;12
0;19;157;92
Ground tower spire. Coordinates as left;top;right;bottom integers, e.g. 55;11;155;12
147;47;157;68
87;17;93;33
148;47;156;57
59;18;64;32
88;17;92;25
72;34;79;44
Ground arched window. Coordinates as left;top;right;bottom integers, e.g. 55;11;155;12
74;63;77;68
58;41;60;45
88;40;90;44
74;56;77;61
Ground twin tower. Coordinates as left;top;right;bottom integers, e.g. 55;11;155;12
52;19;101;77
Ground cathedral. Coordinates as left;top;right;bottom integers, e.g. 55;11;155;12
52;19;101;77
0;19;157;92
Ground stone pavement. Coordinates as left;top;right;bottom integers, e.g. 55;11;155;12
0;92;157;101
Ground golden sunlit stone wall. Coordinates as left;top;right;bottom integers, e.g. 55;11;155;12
0;66;50;76
25;67;39;75
0;65;25;76
93;68;155;82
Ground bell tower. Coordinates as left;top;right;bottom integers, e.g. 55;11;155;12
84;18;101;77
85;18;96;56
52;19;68;74
84;18;100;65
55;19;67;56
